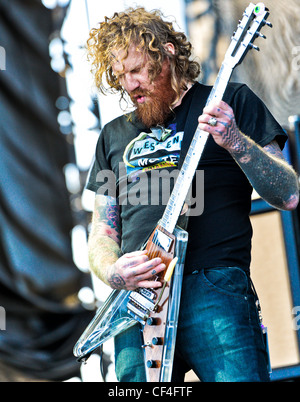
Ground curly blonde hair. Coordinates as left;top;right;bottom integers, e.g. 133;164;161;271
87;7;200;104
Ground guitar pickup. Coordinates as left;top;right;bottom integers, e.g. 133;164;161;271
127;289;157;324
153;228;173;252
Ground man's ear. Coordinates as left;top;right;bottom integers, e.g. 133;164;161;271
164;42;175;55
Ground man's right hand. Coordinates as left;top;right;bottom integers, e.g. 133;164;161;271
107;250;166;290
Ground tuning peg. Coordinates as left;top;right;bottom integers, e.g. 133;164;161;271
263;19;272;28
249;43;260;51
256;32;266;39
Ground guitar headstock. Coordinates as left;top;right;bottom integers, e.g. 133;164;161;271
224;2;272;69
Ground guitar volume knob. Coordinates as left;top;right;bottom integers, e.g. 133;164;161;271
152;337;162;345
146;360;157;368
146;317;158;326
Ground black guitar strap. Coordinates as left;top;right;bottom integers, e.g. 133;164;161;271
177;82;212;170
176;82;212;230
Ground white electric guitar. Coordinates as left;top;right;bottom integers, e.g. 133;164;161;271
74;3;271;382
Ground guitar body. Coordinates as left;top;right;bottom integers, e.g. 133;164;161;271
143;226;188;382
74;2;271;381
73;225;188;383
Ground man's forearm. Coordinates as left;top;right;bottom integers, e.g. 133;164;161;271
88;194;122;286
88;232;165;291
199;100;299;211
229;133;299;210
88;233;121;286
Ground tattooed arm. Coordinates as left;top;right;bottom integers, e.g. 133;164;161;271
198;100;299;211
88;194;165;290
88;194;122;286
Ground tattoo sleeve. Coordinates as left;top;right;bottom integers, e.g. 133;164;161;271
88;195;122;286
228;132;299;210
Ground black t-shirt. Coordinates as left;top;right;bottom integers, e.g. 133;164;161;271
87;82;287;274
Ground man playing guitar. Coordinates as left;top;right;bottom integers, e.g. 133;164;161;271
85;7;299;382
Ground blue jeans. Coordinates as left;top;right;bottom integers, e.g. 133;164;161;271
114;266;270;382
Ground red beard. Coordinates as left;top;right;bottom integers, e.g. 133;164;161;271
130;71;176;128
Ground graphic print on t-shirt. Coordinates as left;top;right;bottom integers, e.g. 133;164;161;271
123;123;183;178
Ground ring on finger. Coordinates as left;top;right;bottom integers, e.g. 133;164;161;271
208;117;218;127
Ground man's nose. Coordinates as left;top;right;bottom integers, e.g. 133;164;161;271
125;73;140;92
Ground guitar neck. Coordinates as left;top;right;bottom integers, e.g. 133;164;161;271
159;0;272;234
160;62;234;233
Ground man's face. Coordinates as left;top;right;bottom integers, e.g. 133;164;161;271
112;45;176;127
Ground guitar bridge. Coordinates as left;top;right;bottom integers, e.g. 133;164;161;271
127;288;157;325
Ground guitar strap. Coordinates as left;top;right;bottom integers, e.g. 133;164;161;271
176;82;212;231
176;81;245;230
178;83;212;171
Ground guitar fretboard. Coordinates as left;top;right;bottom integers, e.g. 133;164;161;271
160;63;234;233
159;0;271;233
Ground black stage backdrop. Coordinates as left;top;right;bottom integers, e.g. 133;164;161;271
0;0;92;381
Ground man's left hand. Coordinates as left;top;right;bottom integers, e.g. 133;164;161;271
198;100;244;152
